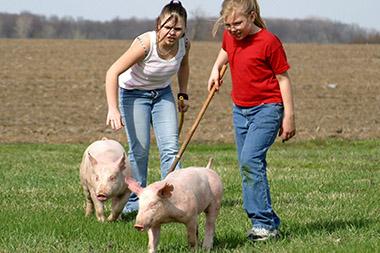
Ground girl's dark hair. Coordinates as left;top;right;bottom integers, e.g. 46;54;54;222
156;0;188;31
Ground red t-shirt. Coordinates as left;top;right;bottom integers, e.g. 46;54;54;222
222;29;290;107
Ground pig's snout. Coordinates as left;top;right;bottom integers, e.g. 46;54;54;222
96;193;109;202
134;224;145;232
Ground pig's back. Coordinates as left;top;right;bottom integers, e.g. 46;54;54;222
168;168;223;208
167;167;206;184
86;139;125;162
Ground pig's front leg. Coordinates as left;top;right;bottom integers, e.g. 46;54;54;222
90;191;106;222
82;185;94;217
148;226;161;253
108;192;130;221
186;218;199;249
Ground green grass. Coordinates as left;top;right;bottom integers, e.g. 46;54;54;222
0;140;379;252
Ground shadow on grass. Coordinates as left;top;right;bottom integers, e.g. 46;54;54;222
283;218;374;238
213;233;248;250
158;235;248;252
222;198;243;207
121;211;137;222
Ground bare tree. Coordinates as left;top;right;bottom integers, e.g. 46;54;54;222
0;11;379;43
189;8;206;40
15;12;33;38
0;14;15;38
0;16;4;37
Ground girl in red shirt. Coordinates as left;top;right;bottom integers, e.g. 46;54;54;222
208;0;296;242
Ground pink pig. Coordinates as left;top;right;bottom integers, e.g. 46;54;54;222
125;159;223;253
79;138;131;222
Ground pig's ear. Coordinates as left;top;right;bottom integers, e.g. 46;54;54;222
125;177;142;196
116;153;126;171
88;152;97;166
157;183;174;198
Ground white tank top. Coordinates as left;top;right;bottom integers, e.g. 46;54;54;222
118;31;186;90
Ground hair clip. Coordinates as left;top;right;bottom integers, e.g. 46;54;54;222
170;0;182;5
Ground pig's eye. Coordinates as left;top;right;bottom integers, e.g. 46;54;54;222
95;175;99;181
109;176;116;181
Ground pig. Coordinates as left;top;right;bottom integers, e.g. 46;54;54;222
79;138;131;222
125;159;223;253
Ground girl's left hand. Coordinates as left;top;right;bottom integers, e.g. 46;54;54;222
279;115;296;142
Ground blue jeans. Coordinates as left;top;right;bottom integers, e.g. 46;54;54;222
119;85;179;212
233;103;283;230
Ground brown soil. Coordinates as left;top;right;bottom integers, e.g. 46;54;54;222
1;40;379;144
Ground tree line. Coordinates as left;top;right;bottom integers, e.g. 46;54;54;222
1;12;379;43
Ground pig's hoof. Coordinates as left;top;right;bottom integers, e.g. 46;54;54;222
97;217;106;222
202;245;212;251
107;215;118;222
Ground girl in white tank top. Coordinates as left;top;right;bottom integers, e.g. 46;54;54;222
104;1;191;222
118;30;186;90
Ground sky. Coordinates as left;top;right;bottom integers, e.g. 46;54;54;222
0;0;379;31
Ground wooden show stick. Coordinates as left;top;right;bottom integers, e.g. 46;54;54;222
168;64;228;174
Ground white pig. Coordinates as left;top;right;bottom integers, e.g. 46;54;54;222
79;138;131;222
125;159;223;253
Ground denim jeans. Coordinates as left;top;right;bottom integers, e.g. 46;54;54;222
233;103;283;230
119;85;179;212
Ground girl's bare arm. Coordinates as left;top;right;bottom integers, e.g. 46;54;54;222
105;35;148;130
277;71;296;141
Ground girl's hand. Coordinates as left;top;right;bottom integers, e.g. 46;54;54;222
106;108;124;130
177;99;189;112
279;114;296;142
208;49;228;92
208;68;222;92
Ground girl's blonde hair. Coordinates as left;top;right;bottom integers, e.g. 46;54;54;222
212;0;266;36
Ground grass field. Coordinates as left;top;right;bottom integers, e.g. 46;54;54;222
1;39;379;253
1;140;379;252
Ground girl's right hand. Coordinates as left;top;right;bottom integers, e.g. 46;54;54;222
106;108;124;130
207;68;222;92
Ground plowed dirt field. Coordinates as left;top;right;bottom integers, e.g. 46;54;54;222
1;40;379;144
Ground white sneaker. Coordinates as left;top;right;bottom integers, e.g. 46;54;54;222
247;227;280;241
